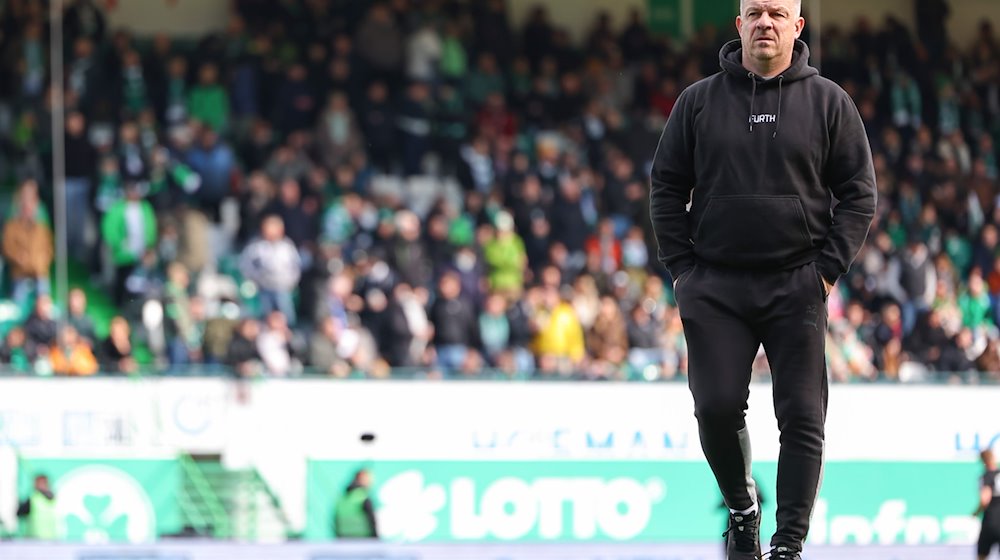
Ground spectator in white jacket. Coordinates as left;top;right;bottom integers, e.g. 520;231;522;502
240;215;302;325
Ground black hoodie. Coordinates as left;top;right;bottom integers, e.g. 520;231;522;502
650;40;876;285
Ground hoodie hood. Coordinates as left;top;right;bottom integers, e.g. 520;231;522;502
719;39;818;82
719;39;818;136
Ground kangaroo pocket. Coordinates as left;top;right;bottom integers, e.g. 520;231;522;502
694;195;813;265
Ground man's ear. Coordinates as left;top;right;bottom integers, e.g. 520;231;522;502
795;17;806;39
736;16;743;36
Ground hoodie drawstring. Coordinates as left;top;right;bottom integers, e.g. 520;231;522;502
748;72;785;138
773;75;784;139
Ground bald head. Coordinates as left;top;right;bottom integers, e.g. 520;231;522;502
741;0;801;17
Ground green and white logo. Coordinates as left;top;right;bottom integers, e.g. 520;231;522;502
372;467;667;542
378;470;447;541
55;465;156;543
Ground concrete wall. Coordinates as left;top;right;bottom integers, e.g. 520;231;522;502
507;0;648;43
805;0;915;32
946;0;1000;49
104;0;230;38
100;0;1000;50
807;0;1000;50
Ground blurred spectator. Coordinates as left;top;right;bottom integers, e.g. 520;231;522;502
550;174;592;261
239;215;302;325
359;81;396;171
101;181;157;306
266;178;318;249
376;284;412;367
355;3;404;87
50;325;98;376
466;53;505;108
274;63;318;135
23;295;57;360
2;181;53;308
120;49;149;117
226;318;262;377
0;327;31;373
429;271;478;373
439;20;468;84
397;81;433;176
483;211;527;297
309;316;351;377
64;111;98;256
15;20;47;102
117;121;148;182
66;288;96;347
479;292;510;366
533;286;585;374
256;310;300;376
959;271;995;332
188;63;229;133
163;263;201;367
627;300;665;373
163;55;189;125
64;0;106;44
406;19;442;83
585;217;622;277
238;171;276;245
316;91;364;171
99;316;137;374
587;295;628;367
458;135;495;194
186;128;235;221
389;210;431;290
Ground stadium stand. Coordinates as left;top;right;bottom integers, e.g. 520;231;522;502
0;0;999;384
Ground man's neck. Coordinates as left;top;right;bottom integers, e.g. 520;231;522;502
743;56;793;79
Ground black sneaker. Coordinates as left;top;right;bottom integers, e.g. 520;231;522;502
764;545;801;559
723;509;761;559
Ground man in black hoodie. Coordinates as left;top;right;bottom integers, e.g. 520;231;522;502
649;1;876;559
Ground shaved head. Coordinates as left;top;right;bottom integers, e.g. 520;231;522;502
741;0;801;17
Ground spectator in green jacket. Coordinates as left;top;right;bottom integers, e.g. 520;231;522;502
187;63;229;133
101;182;157;306
483;211;527;297
959;270;995;333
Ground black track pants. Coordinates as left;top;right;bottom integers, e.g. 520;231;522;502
675;261;829;549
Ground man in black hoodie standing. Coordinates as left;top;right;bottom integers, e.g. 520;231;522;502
649;1;876;559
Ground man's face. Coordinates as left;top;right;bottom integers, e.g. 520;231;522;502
737;0;804;68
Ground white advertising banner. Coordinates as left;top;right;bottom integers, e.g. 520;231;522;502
0;378;232;456
0;379;996;461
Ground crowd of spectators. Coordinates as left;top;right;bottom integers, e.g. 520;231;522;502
0;0;998;383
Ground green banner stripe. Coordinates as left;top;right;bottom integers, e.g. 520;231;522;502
307;460;982;544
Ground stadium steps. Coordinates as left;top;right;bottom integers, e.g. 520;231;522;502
178;454;292;542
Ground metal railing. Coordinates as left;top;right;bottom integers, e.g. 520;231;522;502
0;366;997;384
177;454;231;539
